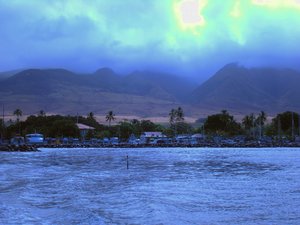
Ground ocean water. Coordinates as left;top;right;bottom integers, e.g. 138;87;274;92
0;148;300;225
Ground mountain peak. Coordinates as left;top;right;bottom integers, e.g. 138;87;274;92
217;62;246;73
221;62;241;69
191;65;300;113
94;67;115;75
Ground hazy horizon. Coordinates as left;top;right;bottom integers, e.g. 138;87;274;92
2;61;300;84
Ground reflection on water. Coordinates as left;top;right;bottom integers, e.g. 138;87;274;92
0;148;300;224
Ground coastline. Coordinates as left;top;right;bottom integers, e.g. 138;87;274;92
2;142;300;152
0;144;40;152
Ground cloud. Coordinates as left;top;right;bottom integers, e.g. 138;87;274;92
0;0;300;79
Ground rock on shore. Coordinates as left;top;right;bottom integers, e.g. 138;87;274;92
0;145;39;152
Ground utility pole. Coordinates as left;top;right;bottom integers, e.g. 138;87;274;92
278;117;281;141
259;116;262;140
1;105;4;141
299;113;300;137
252;116;255;139
292;112;295;141
2;104;4;125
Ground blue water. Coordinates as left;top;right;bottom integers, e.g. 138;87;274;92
0;148;300;225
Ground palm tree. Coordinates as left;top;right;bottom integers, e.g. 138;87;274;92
87;112;95;122
169;108;176;125
13;108;22;134
256;111;267;126
169;107;185;136
106;111;115;127
38;110;46;117
256;111;267;139
169;108;177;136
175;107;184;123
242;113;256;137
242;115;252;130
13;109;22;122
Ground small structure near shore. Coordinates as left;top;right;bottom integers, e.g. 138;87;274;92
10;136;25;145
76;123;95;139
140;132;166;144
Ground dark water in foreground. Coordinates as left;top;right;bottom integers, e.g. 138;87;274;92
0;148;300;225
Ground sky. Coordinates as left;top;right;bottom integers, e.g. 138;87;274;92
1;0;300;80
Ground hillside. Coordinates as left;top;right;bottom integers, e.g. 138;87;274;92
2;64;300;118
0;68;197;116
191;63;300;113
0;69;21;80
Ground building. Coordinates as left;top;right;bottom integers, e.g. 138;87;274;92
76;123;95;139
141;132;165;138
140;132;166;144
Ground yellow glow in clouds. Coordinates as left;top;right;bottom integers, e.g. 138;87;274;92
252;0;300;9
175;0;207;28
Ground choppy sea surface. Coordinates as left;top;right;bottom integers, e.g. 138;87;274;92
0;147;300;225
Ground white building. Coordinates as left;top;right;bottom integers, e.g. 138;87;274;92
140;132;166;144
76;123;95;139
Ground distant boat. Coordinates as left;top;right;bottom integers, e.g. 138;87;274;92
25;133;44;145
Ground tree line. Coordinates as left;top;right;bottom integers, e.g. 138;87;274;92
1;108;300;140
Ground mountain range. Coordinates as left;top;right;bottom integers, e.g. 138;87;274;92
0;68;197;117
1;63;300;118
192;63;300;113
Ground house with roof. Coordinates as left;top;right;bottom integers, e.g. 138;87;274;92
76;123;95;140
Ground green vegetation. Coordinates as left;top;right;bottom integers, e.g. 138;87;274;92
169;107;191;135
203;110;242;136
2;111;164;140
265;111;300;139
0;118;4;140
242;111;267;138
1;108;300;141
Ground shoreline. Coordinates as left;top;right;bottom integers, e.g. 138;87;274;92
2;142;300;151
0;144;40;152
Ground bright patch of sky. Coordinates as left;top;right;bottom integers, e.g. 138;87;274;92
0;0;300;80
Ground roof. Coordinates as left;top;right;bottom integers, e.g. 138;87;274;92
192;133;205;138
76;123;95;130
142;132;164;137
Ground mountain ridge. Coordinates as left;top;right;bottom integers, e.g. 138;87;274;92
191;64;300;113
0;67;196;116
1;64;300;117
